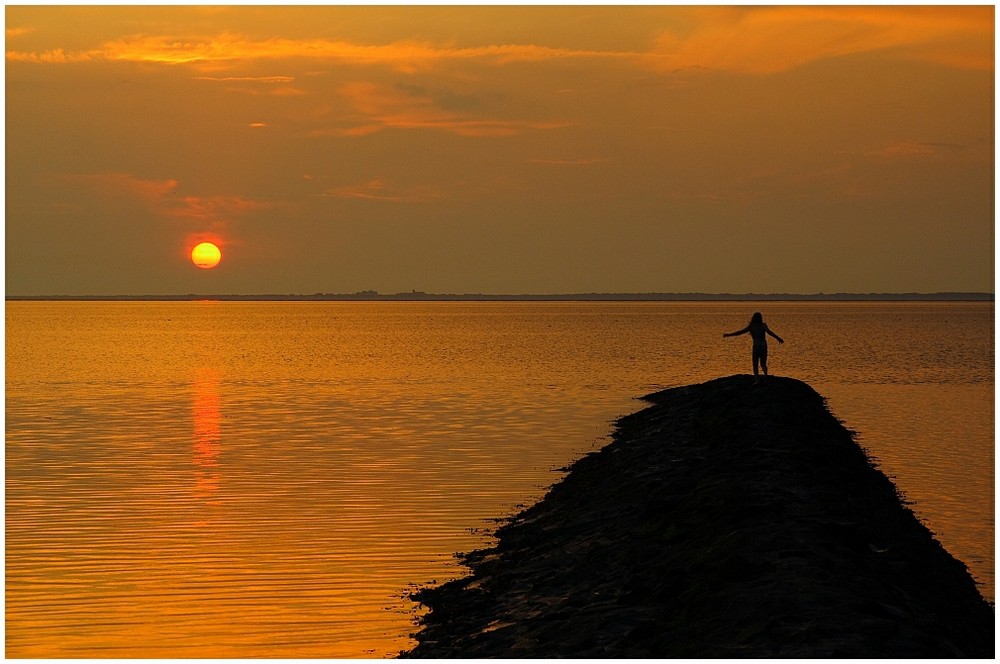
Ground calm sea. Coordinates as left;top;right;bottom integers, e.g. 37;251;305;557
5;301;993;657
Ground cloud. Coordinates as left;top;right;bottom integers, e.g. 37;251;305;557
194;75;305;95
6;48;91;64
6;27;35;39
837;140;973;159
6;8;989;76
194;75;295;83
321;177;443;203
64;172;268;227
528;157;610;166
195;75;306;96
173;193;267;224
320;81;573;138
66;172;179;201
869;141;939;157
650;6;993;74
7;32;640;72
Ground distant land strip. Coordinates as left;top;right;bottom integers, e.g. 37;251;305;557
4;292;994;302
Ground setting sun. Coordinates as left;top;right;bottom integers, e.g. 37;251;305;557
191;242;222;269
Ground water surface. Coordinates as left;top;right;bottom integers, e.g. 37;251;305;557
6;301;993;657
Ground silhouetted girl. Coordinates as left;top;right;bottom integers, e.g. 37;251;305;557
723;312;783;383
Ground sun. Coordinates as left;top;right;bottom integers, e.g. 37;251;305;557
191;242;222;269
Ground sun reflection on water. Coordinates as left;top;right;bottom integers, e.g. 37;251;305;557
192;367;222;509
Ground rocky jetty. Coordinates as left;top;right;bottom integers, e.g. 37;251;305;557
402;375;993;658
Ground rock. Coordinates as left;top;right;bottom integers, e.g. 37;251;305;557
401;375;994;658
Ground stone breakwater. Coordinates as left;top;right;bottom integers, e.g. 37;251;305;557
402;375;993;658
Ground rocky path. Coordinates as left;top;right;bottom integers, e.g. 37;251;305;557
402;375;993;657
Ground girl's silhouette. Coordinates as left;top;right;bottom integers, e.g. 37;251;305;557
723;312;784;383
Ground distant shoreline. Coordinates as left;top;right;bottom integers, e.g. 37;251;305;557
4;292;994;302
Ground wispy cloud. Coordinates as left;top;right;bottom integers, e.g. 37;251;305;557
870;141;940;157
6;26;35;39
528;157;610;166
7;7;990;76
66;172;179;202
195;75;306;96
173;193;267;224
322;81;573;137
194;75;295;83
837;140;973;158
65;172;269;226
7;32;641;71
650;6;993;74
321;177;443;203
7;48;91;63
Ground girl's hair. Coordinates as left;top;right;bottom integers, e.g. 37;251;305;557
750;312;763;325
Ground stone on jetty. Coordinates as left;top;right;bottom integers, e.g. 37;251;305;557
402;375;993;658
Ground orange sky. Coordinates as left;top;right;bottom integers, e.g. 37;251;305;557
5;5;994;295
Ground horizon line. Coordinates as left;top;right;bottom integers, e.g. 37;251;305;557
5;291;994;302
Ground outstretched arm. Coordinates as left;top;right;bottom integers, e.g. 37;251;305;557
723;325;750;338
766;326;784;344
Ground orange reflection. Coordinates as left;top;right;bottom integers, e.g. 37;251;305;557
192;368;221;503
